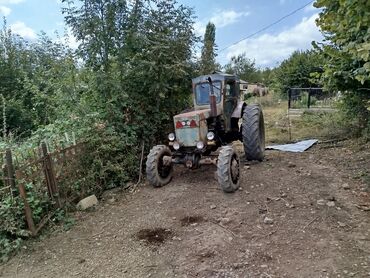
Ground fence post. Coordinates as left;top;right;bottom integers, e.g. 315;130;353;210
288;89;291;109
308;88;311;109
5;148;16;189
2;163;8;188
17;181;36;236
41;142;61;208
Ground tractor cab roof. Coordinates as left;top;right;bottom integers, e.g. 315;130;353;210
192;72;240;84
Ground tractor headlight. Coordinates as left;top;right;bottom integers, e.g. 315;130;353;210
168;133;175;141
207;131;215;141
196;141;204;150
173;142;180;150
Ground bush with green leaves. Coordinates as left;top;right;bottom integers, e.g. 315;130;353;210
0;194;28;262
315;0;370;137
0;0;199;261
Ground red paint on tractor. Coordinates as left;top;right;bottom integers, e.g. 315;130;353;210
190;120;197;128
176;121;184;129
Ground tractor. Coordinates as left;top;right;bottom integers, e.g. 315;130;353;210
146;73;265;193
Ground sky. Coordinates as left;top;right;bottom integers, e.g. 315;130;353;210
0;0;323;68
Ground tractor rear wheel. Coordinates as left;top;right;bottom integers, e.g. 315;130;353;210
242;104;265;161
217;146;240;193
146;145;173;187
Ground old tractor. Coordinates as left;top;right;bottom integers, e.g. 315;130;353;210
146;73;265;193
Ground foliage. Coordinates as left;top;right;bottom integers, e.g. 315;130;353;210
62;0;196;142
0;20;80;137
270;50;324;98
199;22;218;74
0;193;27;262
224;53;259;82
315;0;370;136
223;53;274;85
290;92;317;109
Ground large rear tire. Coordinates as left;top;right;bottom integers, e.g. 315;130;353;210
217;146;240;193
242;104;265;161
146;145;173;187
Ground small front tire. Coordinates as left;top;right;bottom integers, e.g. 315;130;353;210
217;146;240;193
146;145;173;187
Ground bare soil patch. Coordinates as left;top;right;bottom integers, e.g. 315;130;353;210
135;228;173;245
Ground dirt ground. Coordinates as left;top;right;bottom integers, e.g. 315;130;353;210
0;140;369;278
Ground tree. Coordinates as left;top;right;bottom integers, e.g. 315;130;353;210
271;50;324;97
59;0;198;188
62;0;197;142
224;53;259;82
315;0;370;134
199;22;217;74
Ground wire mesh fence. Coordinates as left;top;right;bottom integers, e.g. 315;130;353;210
288;88;337;109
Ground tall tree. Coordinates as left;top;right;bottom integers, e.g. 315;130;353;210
62;0;197;140
200;22;217;74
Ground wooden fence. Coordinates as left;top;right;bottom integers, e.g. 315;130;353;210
2;141;85;236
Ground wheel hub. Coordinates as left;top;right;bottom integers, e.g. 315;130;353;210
230;157;239;182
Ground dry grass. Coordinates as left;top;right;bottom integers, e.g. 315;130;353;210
248;93;346;144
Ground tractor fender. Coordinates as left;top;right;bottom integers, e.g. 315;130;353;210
231;101;246;118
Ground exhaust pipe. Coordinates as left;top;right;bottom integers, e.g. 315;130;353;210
207;77;217;117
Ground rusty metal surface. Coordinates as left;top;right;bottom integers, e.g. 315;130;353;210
231;101;245;118
175;109;210;119
18;182;36;236
199;157;217;165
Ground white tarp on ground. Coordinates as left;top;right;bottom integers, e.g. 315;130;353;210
266;139;318;153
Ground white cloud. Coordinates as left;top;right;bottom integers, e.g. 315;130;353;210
224;13;323;67
0;5;11;16
0;0;24;4
194;21;206;37
194;9;250;37
10;21;36;40
210;10;250;28
0;0;23;16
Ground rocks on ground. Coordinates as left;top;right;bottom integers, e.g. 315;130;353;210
77;195;98;210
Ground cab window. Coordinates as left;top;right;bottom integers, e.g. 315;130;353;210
195;81;222;105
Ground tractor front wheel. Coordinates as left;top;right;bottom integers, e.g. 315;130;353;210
217;146;240;193
146;145;173;187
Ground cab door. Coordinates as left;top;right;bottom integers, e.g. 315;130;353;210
223;80;239;131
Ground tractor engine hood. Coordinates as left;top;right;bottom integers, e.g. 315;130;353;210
173;109;210;147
